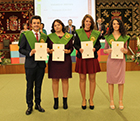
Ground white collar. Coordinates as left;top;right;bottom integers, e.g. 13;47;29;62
32;30;40;35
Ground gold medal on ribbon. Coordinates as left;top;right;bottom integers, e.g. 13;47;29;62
90;36;95;42
40;39;45;43
109;39;114;44
65;33;70;39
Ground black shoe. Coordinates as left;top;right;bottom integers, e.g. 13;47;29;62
35;104;45;112
53;97;59;110
82;99;86;110
82;105;86;110
63;97;68;109
89;99;94;110
25;107;32;115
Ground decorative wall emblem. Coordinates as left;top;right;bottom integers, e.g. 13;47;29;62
111;10;122;20
0;2;34;42
9;16;18;31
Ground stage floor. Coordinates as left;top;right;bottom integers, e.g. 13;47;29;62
0;72;139;121
0;62;140;74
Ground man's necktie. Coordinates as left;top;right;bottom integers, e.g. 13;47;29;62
35;33;39;42
99;25;101;31
69;27;72;34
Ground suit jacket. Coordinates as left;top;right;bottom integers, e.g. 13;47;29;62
19;34;46;68
65;25;76;35
97;23;106;36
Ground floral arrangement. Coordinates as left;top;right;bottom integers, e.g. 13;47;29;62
0;51;11;65
132;36;140;65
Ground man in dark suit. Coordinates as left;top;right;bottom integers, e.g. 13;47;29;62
96;18;106;39
65;19;76;36
19;15;47;115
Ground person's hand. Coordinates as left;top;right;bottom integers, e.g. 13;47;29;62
105;49;112;54
30;49;36;56
101;30;104;34
49;49;54;54
120;48;127;54
64;49;71;54
47;48;49;53
92;48;96;52
79;48;83;53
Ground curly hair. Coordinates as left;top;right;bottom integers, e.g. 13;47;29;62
51;19;65;33
82;14;95;30
107;18;127;37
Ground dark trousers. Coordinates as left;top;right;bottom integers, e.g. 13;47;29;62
25;65;45;108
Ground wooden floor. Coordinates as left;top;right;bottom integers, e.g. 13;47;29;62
0;62;140;74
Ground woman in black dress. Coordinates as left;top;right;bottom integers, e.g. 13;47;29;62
47;19;73;110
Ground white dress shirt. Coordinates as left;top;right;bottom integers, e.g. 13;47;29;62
32;30;41;40
29;30;41;56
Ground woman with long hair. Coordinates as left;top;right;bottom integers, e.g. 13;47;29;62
104;18;130;110
74;14;101;110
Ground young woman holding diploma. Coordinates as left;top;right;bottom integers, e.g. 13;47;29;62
74;14;101;110
104;18;130;110
47;19;73;110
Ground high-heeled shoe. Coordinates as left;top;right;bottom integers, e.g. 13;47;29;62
88;99;94;110
110;100;115;110
82;99;86;110
119;100;124;110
